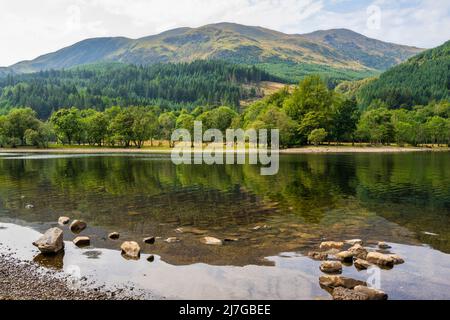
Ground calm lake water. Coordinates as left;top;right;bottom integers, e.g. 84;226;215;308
0;152;449;299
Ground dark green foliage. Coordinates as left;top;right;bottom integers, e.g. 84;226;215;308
358;41;450;109
0;60;278;119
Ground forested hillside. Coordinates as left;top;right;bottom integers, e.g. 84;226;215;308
356;41;450;109
0;60;278;118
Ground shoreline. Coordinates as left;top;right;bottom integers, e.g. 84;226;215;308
0;146;448;155
0;253;132;300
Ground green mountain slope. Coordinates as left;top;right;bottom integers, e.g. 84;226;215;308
3;23;422;82
357;40;450;109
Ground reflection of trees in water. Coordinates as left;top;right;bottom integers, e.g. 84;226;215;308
0;154;449;254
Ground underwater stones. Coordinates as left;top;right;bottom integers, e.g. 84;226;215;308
70;220;87;234
108;232;120;240
32;228;64;254
202;237;223;246
58;216;70;226
319;241;344;250
73;236;90;247
120;241;141;259
320;261;342;274
308;252;329;261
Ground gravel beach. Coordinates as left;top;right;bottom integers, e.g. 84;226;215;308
0;253;133;300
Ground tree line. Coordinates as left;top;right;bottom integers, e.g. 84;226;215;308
1;75;448;149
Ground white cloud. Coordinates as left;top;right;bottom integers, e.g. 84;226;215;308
0;0;448;66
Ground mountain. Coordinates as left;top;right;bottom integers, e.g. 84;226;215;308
302;28;423;70
356;40;450;109
3;23;423;82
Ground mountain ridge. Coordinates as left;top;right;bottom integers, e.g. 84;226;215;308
2;22;424;82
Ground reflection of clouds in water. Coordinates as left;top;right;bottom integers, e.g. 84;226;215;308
1;223;450;299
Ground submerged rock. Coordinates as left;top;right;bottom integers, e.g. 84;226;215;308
319;241;344;250
73;236;90;247
378;242;392;249
202;237;223;246
120;241;141;259
345;239;363;246
143;237;156;245
32;228;64;254
319;276;367;289
320;261;342;274
165;237;181;243
108;232;120;240
175;227;207;235
58;216;70;226
70;220;87;234
332;287;369;301
354;286;388;300
366;252;394;268
308;252;328;261
354;259;372;270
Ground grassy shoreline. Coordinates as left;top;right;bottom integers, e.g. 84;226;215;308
1;145;448;154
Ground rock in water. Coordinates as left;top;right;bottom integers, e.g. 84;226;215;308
320;261;342;274
389;254;405;265
335;251;354;263
108;232;120;240
332;287;369;300
32;228;64;254
308;252;328;261
73;236;90;247
319;276;367;289
366;252;394;268
143;237;156;244
354;259;372;270
319;241;344;250
165;237;181;243
202;237;223;246
58;216;70;226
354;286;388;300
345;239;363;246
348;244;368;259
378;242;392;249
147;255;155;262
70;220;87;234
120;241;141;259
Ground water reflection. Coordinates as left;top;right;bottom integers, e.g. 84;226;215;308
0;152;449;269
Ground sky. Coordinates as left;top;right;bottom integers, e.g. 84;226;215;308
0;0;449;67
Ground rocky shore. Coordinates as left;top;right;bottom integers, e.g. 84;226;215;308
0;253;134;300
